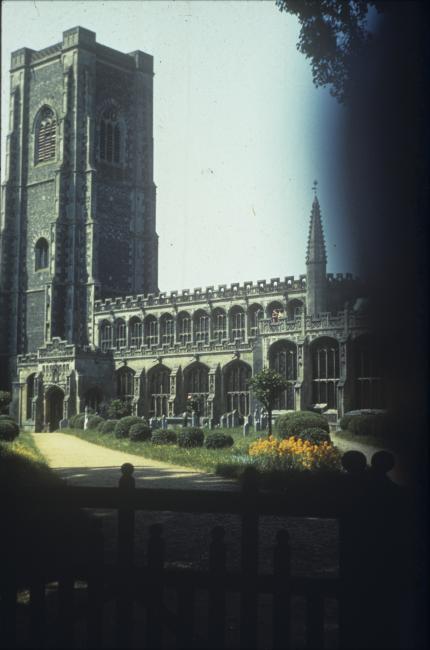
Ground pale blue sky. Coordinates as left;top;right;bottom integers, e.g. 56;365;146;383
1;0;355;291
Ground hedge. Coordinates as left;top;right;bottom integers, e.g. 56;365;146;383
99;419;119;434
87;415;104;430
0;419;19;441
204;433;234;449
114;416;143;439
295;427;331;445
276;411;329;439
129;422;152;442
151;430;178;445
177;427;205;448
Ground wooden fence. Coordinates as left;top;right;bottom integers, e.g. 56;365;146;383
1;450;409;649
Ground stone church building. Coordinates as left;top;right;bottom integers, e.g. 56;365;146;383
0;27;382;431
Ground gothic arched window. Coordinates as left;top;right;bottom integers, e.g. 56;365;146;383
311;337;339;409
148;365;170;417
269;340;297;410
354;335;384;408
229;307;245;342
36;107;56;163
144;315;158;346
115;319;126;349
35;238;49;270
99;107;122;164
177;312;191;345
160;314;174;346
129;318;143;348
184;362;209;417
100;321;113;351
194;310;209;344
224;361;251;415
116;367;134;401
213;308;227;342
248;304;264;337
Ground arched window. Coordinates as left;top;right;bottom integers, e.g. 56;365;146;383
311;337;339;409
354;336;384;408
144;315;158;346
99;107;122;164
177;312;191;345
194;310;209;344
269;341;297;410
35;238;49;270
160;314;174;346
85;387;103;412
286;299;304;321
248;304;264;336
116;367;135;401
115;319;126;349
184;362;209;417
129;317;143;347
267;301;285;322
148;365;170;417
36;107;56;163
224;361;251;415
213;308;227;342
230;307;245;342
100;321;113;351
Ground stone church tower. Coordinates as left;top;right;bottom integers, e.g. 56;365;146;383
306;193;327;317
0;27;158;387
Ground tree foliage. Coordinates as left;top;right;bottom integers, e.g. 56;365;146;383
0;391;11;415
248;368;288;436
276;0;382;102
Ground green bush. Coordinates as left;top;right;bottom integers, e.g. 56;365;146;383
0;414;15;422
339;414;353;430
129;422;152;442
99;419;118;434
204;433;234;449
74;414;86;429
87;415;104;430
295;427;331;445
348;413;388;437
114;416;143;439
276;411;329;439
0;419;19;441
177;427;205;448
151;430;178;445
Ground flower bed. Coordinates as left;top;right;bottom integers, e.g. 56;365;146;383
248;436;341;472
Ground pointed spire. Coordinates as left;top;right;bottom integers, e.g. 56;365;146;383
306;187;327;265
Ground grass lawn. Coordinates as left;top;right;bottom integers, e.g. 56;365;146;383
64;426;264;476
0;428;57;486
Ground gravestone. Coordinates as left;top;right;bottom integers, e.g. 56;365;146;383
220;414;227;429
243;422;250;437
149;417;157;430
59;419;68;429
84;406;89;431
191;411;198;428
255;419;261;432
161;414;168;430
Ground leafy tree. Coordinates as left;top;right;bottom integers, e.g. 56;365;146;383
0;390;11;415
106;399;131;420
248;369;288;436
276;0;382;102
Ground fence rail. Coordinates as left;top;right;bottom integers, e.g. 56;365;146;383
1;451;408;649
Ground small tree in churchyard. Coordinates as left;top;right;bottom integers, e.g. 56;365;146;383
248;369;288;436
106;399;132;420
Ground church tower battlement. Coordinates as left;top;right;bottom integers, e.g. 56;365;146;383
0;27;158;386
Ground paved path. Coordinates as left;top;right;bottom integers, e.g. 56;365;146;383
32;432;238;490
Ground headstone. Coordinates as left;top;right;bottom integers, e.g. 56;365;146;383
149;417;157;431
220;414;227;429
161;414;167;430
84;406;89;430
243;422;250;437
209;418;214;430
59;418;68;429
232;409;239;427
191;411;198;428
182;412;188;427
255;419;261;432
246;414;253;426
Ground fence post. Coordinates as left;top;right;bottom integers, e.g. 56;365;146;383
87;518;104;649
116;463;135;649
146;523;165;650
240;466;259;650
273;529;291;650
306;591;325;649
209;525;227;649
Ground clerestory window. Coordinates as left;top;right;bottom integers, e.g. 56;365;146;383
36;107;56;163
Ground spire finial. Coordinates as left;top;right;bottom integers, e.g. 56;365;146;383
312;179;318;196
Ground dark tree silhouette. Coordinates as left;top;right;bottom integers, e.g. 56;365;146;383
276;0;381;102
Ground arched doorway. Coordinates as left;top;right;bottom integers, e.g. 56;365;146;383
46;386;64;431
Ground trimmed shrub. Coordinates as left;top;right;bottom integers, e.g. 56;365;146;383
151;430;178;445
114;416;143;439
339;414;353;430
276;411;329;439
204;433;234;449
87;415;104;430
177;427;205;448
74;414;86;429
0;414;15;421
0;419;19;441
129;422;152;442
295;427;331;445
348;413;388;437
99;419;119;434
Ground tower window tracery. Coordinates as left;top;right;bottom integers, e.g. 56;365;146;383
35;107;56;163
99;107;122;164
